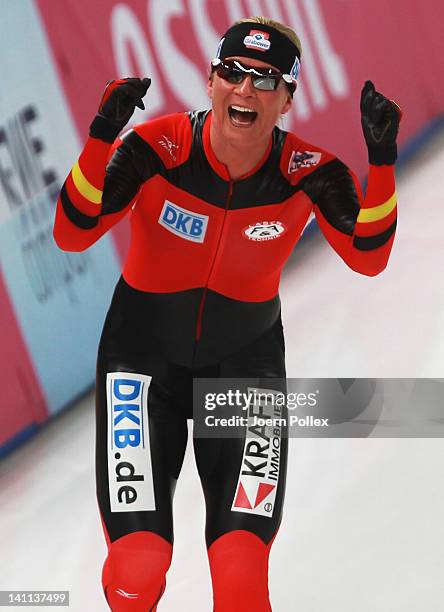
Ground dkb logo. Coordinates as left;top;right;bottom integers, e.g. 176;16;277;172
106;372;156;513
159;200;209;243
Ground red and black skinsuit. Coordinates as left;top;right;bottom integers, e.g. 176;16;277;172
54;109;397;611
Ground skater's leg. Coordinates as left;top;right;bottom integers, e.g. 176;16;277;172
194;321;288;611
101;531;171;611
96;348;188;611
197;432;288;612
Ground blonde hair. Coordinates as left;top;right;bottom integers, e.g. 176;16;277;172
234;16;302;58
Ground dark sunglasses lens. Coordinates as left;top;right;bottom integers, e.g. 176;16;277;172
215;62;281;90
252;76;279;91
216;64;244;84
227;72;245;84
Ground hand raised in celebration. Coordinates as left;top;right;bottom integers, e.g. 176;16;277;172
98;77;151;124
360;80;402;165
90;77;151;143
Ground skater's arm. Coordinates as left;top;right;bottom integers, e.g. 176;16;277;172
308;159;397;276
53;78;151;252
304;81;402;276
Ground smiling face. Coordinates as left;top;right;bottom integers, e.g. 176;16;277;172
207;55;293;148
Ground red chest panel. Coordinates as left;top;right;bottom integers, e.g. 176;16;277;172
122;112;325;301
124;177;313;301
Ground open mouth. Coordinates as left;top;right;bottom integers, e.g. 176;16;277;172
228;105;258;127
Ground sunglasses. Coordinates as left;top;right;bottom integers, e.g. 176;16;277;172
211;59;295;94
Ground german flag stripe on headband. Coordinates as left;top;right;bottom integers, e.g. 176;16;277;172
216;22;301;82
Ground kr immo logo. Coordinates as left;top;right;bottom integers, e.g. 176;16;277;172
106;372;155;513
232;387;283;517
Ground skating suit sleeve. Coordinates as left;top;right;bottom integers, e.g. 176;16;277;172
53;113;187;251
290;140;397;276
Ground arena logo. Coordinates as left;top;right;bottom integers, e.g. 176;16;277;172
159;200;209;243
232;388;282;517
288;150;322;173
107;372;155;513
158;134;179;161
243;221;286;242
115;589;139;600
243;30;271;52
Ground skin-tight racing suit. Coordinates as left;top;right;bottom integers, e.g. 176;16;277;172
53;107;397;611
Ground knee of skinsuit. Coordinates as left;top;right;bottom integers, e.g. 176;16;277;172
102;531;173;611
208;530;274;612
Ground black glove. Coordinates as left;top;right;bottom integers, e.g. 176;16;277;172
360;80;402;165
89;77;151;143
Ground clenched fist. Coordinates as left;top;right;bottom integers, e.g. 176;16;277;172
360;80;402;165
90;77;151;143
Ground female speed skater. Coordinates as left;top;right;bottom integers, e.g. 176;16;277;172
53;16;401;612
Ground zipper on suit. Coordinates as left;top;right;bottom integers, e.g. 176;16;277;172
195;180;233;342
